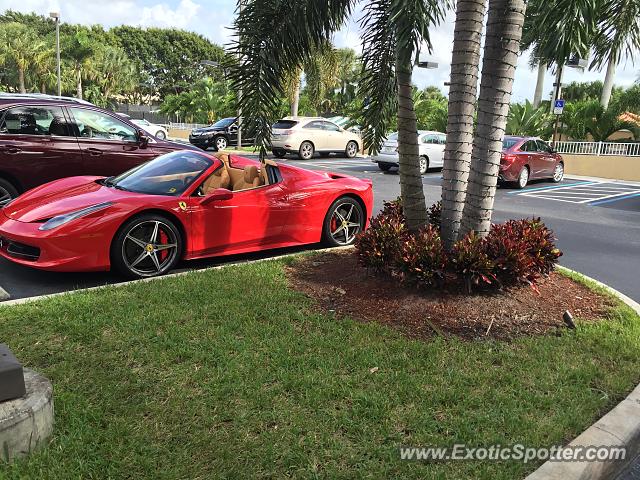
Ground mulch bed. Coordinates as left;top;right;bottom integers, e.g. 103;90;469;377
285;251;615;341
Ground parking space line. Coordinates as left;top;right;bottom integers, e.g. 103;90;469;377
590;192;640;206
523;195;591;204
0;286;10;301
506;181;597;194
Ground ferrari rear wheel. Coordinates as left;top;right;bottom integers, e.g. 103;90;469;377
0;178;19;207
322;197;365;247
112;214;182;278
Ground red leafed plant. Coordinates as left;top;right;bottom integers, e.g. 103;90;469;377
397;224;447;287
450;232;496;293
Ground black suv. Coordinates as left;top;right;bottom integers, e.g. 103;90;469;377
189;117;255;151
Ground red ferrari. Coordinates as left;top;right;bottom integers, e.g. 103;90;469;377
0;151;373;278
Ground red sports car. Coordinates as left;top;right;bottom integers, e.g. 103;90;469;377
0;151;373;278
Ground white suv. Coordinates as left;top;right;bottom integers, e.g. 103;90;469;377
371;131;446;174
271;117;361;160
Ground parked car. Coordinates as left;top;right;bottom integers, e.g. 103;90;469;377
270;117;361;160
131;119;168;140
0;93;198;207
0;150;373;278
371;131;446;175
500;136;564;188
189;117;253;151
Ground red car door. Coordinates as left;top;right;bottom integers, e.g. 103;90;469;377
535;140;557;176
189;182;289;257
0;104;83;191
518;140;544;178
68;106;158;177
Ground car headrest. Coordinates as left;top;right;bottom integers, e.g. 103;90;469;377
244;165;260;185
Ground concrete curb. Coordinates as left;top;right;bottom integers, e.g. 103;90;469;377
0;246;353;307
525;266;640;480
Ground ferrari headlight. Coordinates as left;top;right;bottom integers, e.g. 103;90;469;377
39;202;113;231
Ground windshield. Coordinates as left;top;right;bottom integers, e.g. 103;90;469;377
110;151;212;196
503;138;519;150
211;118;234;129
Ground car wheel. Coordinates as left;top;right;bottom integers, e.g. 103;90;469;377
155;130;166;140
273;149;287;158
111;214;182;279
322;197;365;247
214;136;228;151
552;162;564;183
0;178;19;207
345;141;358;158
419;156;429;175
516;166;530;189
378;163;392;172
299;141;314;160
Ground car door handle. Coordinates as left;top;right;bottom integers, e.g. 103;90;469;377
86;148;103;156
3;146;21;154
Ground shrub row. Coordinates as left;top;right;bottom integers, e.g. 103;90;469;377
355;199;562;292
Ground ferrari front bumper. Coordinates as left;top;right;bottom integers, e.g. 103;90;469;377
0;213;111;272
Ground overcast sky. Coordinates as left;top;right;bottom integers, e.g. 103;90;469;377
3;0;638;103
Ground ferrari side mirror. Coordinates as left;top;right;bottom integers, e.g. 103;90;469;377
200;188;233;205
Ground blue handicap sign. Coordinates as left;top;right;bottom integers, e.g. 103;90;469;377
555;99;565;108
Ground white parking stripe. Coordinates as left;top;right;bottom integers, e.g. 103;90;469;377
518;181;640;205
0;286;10;301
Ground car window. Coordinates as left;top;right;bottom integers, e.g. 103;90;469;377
212;118;234;129
520;141;537;152
0;105;71;137
70;107;137;142
321;121;341;132
536;140;552;153
503;138;519;150
111;151;212;196
422;134;440;144
272;120;298;129
303;121;324;130
438;134;447;144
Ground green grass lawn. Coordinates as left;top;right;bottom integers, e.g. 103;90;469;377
1;257;639;479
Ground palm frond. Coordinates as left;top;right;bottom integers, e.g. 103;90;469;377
226;0;354;159
590;0;640;69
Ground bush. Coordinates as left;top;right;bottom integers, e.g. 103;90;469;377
397;224;447;287
355;202;562;292
355;199;407;272
450;232;496;292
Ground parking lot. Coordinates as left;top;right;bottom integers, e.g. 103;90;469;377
1;154;639;303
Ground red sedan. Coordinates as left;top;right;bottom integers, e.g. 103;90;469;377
0;151;373;278
499;136;565;189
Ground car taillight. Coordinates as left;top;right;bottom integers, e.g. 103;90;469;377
501;153;517;164
282;130;293;136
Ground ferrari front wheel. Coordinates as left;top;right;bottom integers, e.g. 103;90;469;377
111;214;182;278
322;197;365;247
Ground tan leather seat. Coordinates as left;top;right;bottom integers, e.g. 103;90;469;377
233;165;262;191
202;166;231;194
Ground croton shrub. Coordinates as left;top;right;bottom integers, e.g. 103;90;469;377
355;199;562;292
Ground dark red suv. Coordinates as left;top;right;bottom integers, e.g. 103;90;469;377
499;136;565;189
0;94;197;206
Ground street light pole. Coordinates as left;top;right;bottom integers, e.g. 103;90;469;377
236;0;243;150
50;12;61;97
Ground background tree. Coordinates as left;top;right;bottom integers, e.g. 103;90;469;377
591;0;640;109
506;100;554;137
0;22;43;92
63;28;99;99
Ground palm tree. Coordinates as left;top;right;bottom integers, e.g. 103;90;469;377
228;0;448;232
0;22;43;93
561;100;640;141
440;0;487;248
460;0;526;237
63;29;98;100
521;0;600;109
506;100;554;137
521;0;547;107
591;0;640;109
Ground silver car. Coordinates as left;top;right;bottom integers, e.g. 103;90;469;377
372;131;446;174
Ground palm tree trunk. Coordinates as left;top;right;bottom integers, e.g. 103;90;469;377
291;77;300;116
441;0;487;249
396;45;428;232
533;62;546;108
18;68;26;93
460;0;526;237
76;69;83;100
600;57;616;110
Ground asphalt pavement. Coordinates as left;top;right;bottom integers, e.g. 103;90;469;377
1;152;639;302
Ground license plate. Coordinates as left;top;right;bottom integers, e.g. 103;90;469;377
382;146;395;153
